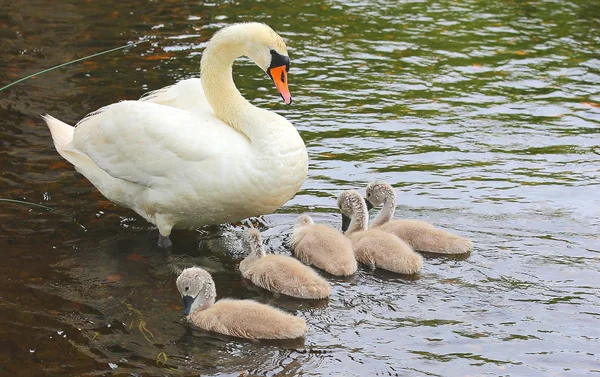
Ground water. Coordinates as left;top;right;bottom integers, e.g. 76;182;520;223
1;0;599;376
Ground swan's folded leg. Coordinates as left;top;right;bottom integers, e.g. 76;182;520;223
158;234;172;248
156;213;174;248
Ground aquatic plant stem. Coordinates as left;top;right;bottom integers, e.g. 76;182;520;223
0;198;53;210
0;39;150;92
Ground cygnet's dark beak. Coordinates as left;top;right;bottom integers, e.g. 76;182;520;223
341;213;351;233
365;198;374;211
182;295;194;316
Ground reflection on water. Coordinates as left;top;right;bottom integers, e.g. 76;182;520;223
1;0;599;376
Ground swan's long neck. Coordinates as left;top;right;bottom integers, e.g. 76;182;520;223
348;203;369;234
239;234;266;276
201;25;289;144
371;189;396;227
201;37;252;131
245;236;266;261
196;278;217;312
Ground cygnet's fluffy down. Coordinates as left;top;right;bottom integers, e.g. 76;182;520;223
240;229;331;299
377;219;472;254
338;190;423;275
291;215;357;276
177;267;307;339
365;180;472;254
350;228;424;274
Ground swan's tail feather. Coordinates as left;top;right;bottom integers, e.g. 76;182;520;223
43;114;74;150
42;114;85;168
42;114;129;206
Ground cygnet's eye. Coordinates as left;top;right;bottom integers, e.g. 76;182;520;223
184;287;189;292
367;192;371;197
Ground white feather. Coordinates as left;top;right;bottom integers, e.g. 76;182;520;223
43;23;308;236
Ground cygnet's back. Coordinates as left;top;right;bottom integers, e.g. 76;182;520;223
365;180;472;254
348;228;423;275
190;299;307;339
337;190;423;275
378;219;472;254
240;228;331;299
291;215;357;276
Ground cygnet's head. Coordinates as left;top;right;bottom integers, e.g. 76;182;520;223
365;180;394;207
295;214;315;227
176;267;217;316
337;190;367;232
241;228;266;257
209;23;292;104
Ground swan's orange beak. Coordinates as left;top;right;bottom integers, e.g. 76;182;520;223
268;65;292;105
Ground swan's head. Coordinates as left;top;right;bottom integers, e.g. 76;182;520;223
365;180;394;208
245;23;291;105
211;23;292;105
337;190;367;232
241;228;266;258
295;214;315;227
176;267;217;316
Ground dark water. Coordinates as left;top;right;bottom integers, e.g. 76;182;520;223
1;0;599;376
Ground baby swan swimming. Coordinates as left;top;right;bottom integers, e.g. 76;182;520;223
176;267;307;339
239;229;331;299
365;181;472;254
291;215;357;276
338;190;423;275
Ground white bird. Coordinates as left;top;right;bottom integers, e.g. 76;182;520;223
43;23;308;247
176;267;307;340
364;181;472;254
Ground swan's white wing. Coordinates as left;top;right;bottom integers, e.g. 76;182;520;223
71;100;248;188
139;78;213;113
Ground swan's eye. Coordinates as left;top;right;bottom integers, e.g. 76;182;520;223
270;49;276;55
185;287;189;292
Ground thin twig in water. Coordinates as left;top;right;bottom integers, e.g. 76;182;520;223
0;39;150;92
0;198;53;210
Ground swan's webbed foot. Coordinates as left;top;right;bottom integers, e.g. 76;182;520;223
158;234;173;248
367;260;377;271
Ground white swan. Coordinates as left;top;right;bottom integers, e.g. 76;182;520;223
43;23;308;247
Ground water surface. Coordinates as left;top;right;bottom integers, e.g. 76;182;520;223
1;0;599;376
